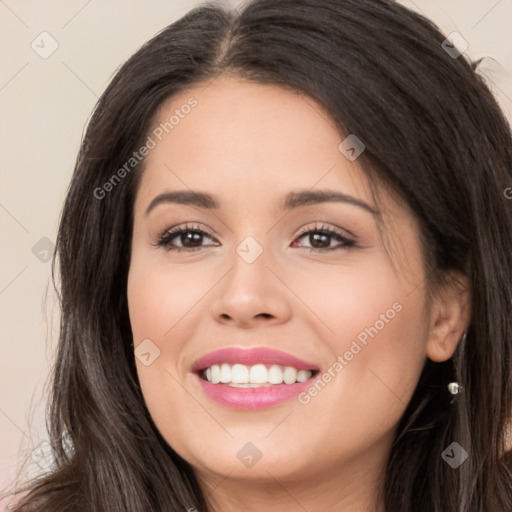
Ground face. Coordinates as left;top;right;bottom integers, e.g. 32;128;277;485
127;75;435;494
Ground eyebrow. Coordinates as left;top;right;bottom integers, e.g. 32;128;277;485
144;189;378;216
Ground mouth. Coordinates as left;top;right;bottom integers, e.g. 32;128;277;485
191;347;321;409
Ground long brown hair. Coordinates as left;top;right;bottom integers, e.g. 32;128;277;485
3;0;512;510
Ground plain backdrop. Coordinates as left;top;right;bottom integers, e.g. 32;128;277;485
1;0;511;502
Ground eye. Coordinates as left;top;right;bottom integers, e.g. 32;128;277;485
291;223;356;252
154;222;357;253
155;223;218;252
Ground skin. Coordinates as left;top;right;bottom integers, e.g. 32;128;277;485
127;74;470;512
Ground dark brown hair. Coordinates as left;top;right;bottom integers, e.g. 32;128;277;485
3;0;512;510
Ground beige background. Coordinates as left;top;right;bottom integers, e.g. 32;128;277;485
1;0;511;503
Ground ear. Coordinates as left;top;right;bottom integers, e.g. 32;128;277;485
425;270;471;362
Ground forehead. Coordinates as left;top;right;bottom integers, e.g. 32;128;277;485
135;75;373;210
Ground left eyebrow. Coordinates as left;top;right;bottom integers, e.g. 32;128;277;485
281;189;379;216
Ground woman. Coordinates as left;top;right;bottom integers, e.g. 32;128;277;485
4;0;512;510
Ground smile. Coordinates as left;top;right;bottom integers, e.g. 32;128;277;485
192;347;320;409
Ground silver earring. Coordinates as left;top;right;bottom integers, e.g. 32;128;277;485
447;382;463;395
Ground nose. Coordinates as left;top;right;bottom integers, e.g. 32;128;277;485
209;243;292;329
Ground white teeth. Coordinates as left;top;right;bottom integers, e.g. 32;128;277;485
296;370;310;383
231;364;249;383
202;363;313;386
220;363;231;383
211;365;221;384
268;364;284;384
249;364;268;384
283;367;297;384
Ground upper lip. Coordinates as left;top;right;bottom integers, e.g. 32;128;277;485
191;347;320;373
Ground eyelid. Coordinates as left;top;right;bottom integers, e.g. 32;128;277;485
295;221;355;240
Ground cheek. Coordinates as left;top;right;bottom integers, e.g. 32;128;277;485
127;256;207;447
127;253;211;344
289;256;428;440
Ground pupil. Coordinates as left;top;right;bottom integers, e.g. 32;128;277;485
182;231;201;247
311;233;329;248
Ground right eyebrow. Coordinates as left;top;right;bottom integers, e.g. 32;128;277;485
145;190;219;216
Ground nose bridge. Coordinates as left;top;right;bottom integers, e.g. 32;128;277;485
235;234;266;266
209;229;292;326
226;232;271;298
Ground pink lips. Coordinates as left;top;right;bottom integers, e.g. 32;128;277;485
191;347;320;410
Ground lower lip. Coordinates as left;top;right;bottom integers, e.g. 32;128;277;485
194;373;316;410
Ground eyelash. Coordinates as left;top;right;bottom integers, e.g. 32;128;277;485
155;222;357;253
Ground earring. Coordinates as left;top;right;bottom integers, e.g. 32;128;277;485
447;382;463;395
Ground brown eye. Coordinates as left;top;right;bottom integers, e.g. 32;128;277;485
156;224;218;252
292;224;356;252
